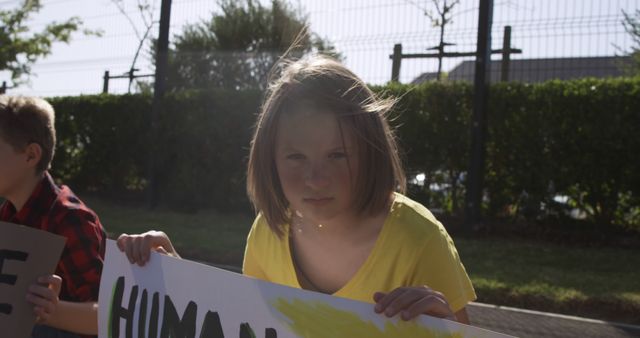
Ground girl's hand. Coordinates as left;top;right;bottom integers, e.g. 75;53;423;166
373;286;456;321
117;230;180;266
26;274;62;324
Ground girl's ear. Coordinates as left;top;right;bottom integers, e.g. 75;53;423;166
24;143;43;169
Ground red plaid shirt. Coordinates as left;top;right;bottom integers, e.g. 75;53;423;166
0;172;105;305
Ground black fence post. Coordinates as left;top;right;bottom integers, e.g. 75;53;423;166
391;43;402;82
501;26;512;82
103;71;110;94
465;0;493;232
147;0;172;208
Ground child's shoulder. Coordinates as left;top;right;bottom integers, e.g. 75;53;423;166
51;185;96;216
247;212;281;241
388;193;448;243
246;213;287;259
47;182;103;233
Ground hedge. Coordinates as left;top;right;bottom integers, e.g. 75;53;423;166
47;77;640;229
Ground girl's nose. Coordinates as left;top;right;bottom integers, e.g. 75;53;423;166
304;162;330;189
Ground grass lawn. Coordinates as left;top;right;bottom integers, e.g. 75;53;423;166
88;196;640;324
87;197;254;266
455;237;640;324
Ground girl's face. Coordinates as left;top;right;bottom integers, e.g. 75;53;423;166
275;109;358;225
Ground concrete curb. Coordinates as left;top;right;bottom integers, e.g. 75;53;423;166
470;301;640;331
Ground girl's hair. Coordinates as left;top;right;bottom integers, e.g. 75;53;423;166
247;54;406;236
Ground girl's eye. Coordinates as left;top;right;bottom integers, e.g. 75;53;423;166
286;153;305;160
329;152;347;159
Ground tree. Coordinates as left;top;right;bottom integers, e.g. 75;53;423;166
111;0;157;92
424;0;459;81
404;0;459;81
0;0;97;86
622;9;640;75
154;0;339;91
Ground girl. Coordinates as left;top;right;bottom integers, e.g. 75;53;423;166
118;55;476;324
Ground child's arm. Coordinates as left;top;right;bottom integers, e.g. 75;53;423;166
117;230;181;266
27;274;98;334
373;286;470;323
44;301;98;334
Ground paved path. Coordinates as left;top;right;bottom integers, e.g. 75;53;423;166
468;302;640;337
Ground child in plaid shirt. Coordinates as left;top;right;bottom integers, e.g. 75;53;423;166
0;95;105;337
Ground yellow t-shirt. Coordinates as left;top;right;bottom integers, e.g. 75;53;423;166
242;193;476;312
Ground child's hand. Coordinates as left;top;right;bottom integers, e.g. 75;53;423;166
117;231;180;266
373;286;456;321
26;274;62;324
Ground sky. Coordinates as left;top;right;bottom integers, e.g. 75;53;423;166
1;0;638;97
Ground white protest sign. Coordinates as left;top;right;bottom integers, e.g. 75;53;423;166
99;239;513;337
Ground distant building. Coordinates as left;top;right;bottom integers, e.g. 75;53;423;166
411;72;440;83
411;56;634;84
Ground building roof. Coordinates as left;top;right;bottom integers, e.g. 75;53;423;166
412;56;635;83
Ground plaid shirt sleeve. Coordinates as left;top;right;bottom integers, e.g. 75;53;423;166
50;202;106;302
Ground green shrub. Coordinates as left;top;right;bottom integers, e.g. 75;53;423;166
47;77;640;229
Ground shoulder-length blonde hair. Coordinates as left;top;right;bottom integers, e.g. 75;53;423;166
247;55;406;236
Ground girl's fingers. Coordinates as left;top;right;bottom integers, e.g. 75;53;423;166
402;295;454;320
140;235;153;264
28;284;55;300
26;293;54;314
118;231;174;265
28;275;61;324
374;286;454;321
116;234;129;252
153;232;174;255
383;289;423;318
155;246;169;255
374;287;407;313
373;292;386;303
124;236;136;264
38;274;62;291
133;236;144;264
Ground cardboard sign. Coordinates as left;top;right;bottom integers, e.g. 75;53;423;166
0;221;66;338
99;239;513;338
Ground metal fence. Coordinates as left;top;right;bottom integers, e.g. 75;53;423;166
2;0;639;96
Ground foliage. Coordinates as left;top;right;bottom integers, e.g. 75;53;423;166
49;78;640;230
149;0;339;92
622;9;640;75
0;0;98;84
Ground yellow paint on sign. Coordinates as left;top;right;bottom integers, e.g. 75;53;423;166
273;298;466;338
